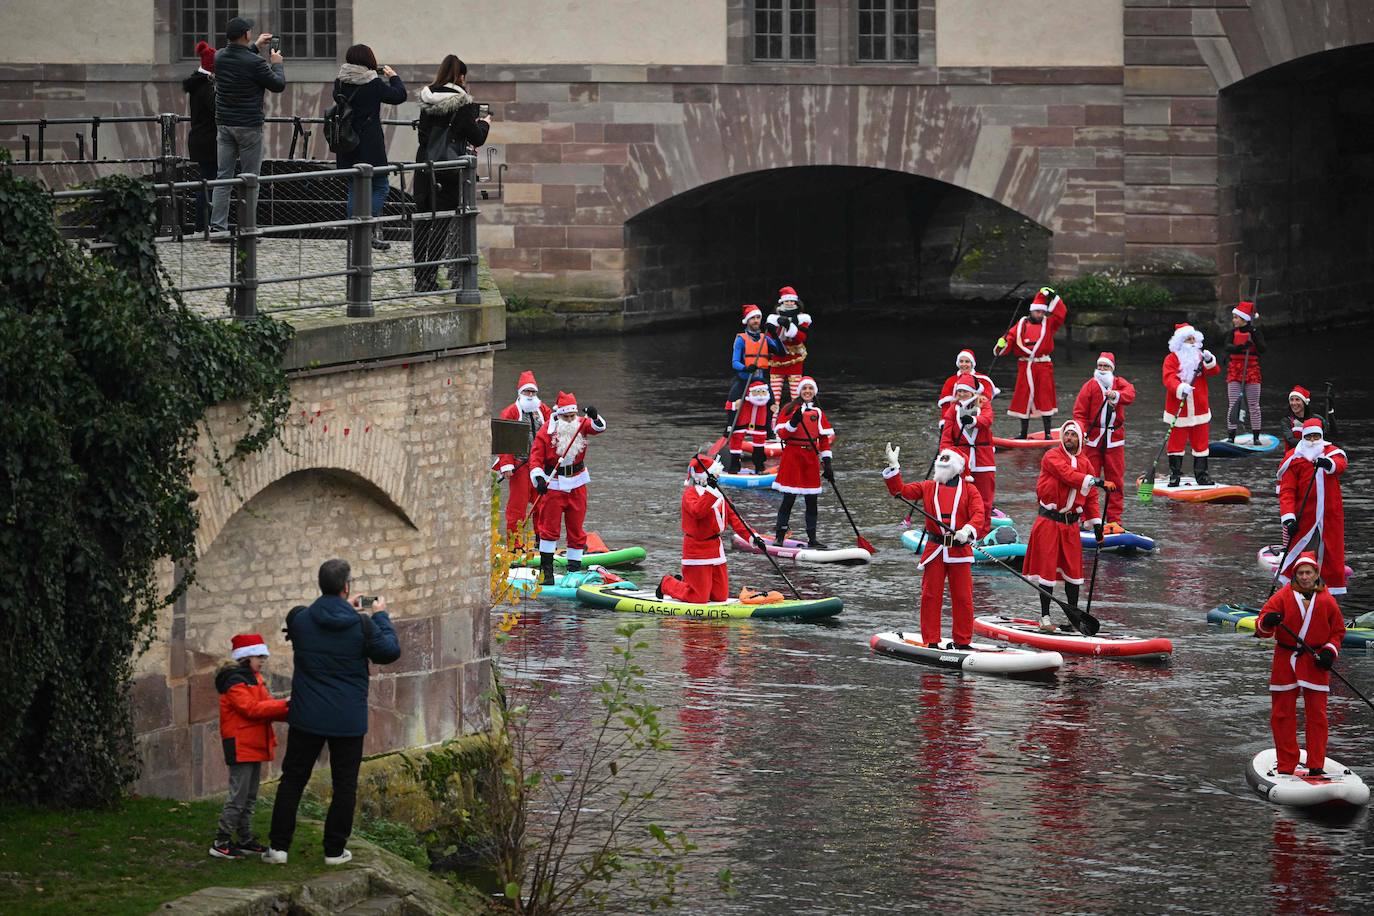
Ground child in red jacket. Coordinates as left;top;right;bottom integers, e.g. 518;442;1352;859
211;633;290;860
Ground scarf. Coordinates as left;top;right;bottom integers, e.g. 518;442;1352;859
337;63;379;85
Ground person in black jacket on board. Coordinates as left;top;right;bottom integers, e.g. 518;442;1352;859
182;41;218;231
412;54;491;291
209;17;284;234
334;44;407;250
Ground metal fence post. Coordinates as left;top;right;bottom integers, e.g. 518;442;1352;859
233;174;258;319
347;165;375;317
456;156;480;304
157;112;178;234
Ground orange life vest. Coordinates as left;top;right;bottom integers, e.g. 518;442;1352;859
736;332;771;372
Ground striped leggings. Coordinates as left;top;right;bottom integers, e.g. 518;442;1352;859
1226;381;1262;431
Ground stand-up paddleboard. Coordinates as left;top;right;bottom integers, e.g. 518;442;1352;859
1081;530;1156;554
1247;749;1369;808
1258;545;1354;580
707;436;782;459
870;631;1062;677
1205;604;1374;649
974;614;1172;660
717;470;777;489
1210;433;1281;457
900;527;1026;564
904;510;1013;531
506;567;634;601
731;532;872;564
575;582;842;621
992;430;1060;450
512;537;647;570
1135;475;1251;504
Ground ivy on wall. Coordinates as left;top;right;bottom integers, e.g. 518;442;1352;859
0;168;294;807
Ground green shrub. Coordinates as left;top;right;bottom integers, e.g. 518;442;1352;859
1118;280;1175;310
1059;272;1173;311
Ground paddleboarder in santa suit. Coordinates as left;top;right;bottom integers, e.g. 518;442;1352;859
1276;417;1348;598
726;378;773;475
772;376;833;549
993;286;1067;440
657;449;765;602
1224;299;1266;444
1255;551;1345;776
528;391;607;585
1072;352;1135;534
937;348;999;417
1161;322;1221;486
494;371;552;544
938;373;997;514
881;445;988;649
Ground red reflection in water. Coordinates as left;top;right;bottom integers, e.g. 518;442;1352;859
911;673;983;837
1268;817;1337;914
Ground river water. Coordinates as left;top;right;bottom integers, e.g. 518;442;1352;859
492;320;1373;914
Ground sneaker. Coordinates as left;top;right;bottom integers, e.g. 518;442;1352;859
325;849;353;866
209;840;245;860
237;840;268;854
262;847;289;865
1039;615;1056;633
953;643;973;651
370;236;391;251
1306;767;1326;778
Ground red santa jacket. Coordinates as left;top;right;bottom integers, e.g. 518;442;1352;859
1256;584;1345;691
1277;443;1347;555
1162;351;1221;427
529;414;606;492
938;372;997;409
1002;295;1067;361
883;471;988;567
773;403;833;494
680;483;753;565
1036;443;1101;524
1072;376;1136;450
939;399;995;473
494;400;552;475
216;663;289;765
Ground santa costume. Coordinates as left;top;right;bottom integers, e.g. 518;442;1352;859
528;391;607;584
772;376;832;549
1256;552;1345;775
1276;417;1348;596
1071;352;1136;529
882;446;988;647
766;285;812;423
1161;322;1221;485
994;287;1068;437
937;349;999;414
1023;420;1104;630
494;370;553;541
658;452;758;603
727;378;772;475
939;373;996;512
1225;299;1266;444
725;302;782;435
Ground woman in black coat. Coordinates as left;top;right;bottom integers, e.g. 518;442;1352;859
334;43;406;249
183;41;218;230
412;54;490;290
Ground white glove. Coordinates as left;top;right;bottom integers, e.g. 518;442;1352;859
1107;389;1120;403
1176;382;1193;398
1201;349;1215;365
884;442;900;470
954;524;976;546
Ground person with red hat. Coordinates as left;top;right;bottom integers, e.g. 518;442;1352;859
993;286;1068;439
938;348;999;414
727;377;772;475
1276;417;1348;597
766;286;812;429
494;371;553;543
1161;322;1221;486
211;633;289;860
725;302;783;440
1024;420;1107;632
529;391;606;584
1280;385;1316;452
881;444;988;648
1255;551;1346;776
1072;352;1136;532
772;376;832;549
184;40;219;231
657;448;766;602
939;373;997;512
1224;299;1267;444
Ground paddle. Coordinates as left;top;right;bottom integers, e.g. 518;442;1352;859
790;405;876;553
1227;279;1261;430
1083;544;1103;619
985;281;1032;378
711;368;767;458
893;493;1100;636
1267;469;1318;599
1323;380;1339;445
712;481;804;601
1137;413;1179;504
1276;620;1374;716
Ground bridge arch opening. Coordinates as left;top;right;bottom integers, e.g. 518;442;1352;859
624;166;1050;318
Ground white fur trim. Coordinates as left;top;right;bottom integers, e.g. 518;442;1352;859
682;553;727;566
588;414;607;432
797;313;811;326
538;539;558;553
497;463;515;474
772;482;823;495
530;467;549;484
418;83;474;112
565;547;584;562
232;644;270;661
820;449;833;459
882;466;901;480
1280;512;1296;522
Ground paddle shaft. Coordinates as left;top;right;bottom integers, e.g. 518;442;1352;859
1277;621;1374;715
790;407;874;552
985;280;1032;377
1267;469;1318;598
713;484;804;601
522;412;593;526
1140;412;1180;490
1324;381;1339;445
1228;277;1262;429
1083;403;1109;616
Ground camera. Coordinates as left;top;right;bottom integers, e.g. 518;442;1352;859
270;36;281;53
360;595;377;609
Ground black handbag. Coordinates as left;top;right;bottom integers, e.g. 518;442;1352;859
422;110;467;187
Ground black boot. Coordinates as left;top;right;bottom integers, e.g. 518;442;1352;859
807;530;829;550
567;557;582;573
723;408;736;439
1194;456;1214;486
1018;419;1030;440
1167;455;1183;487
725;452;742;474
655;574;682;600
1042;416;1053;438
539;551;557;586
1251;430;1262;446
775;527;788;547
752;447;766;474
1226;429;1236;442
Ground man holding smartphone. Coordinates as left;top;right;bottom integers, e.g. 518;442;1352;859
208;17;286;236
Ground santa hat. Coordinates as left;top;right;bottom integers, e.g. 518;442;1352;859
1301;417;1325;438
196;40;216;73
1168;322;1202;352
777;286;799;305
1097;352;1115;369
1289;385;1311;404
952;373;978;396
687;451;723;483
1232;300;1255;322
552;391;578;416
795;376;818;396
955;348;977;369
747;378;770;393
231;633;269;661
1029;287;1057;312
741;303;762;324
516;370;538;393
1293;551;1319;571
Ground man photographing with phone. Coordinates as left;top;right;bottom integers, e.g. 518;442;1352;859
208;16;285;235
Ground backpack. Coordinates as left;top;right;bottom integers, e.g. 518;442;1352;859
323;84;360;154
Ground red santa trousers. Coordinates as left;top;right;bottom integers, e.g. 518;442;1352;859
1024;516;1084;587
919;555;974;645
660;564;729;603
971;470;995;513
1085;449;1125;524
1271;687;1329;775
504;470;536;536
535;486;589;551
1166;424;1209;456
1008;359;1057;418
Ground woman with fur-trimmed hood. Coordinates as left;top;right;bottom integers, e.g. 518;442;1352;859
413;54;491;291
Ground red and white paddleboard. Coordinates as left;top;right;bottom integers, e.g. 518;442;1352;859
973;614;1173;660
992;430;1060;450
708;436;782;459
1247;749;1369;807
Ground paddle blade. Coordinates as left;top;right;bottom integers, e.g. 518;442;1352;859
1077;613;1101;637
706;436;727;457
1137;479;1154;504
857;534;877;554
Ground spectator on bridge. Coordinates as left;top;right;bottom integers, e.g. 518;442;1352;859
208;17;284;236
183;40;218;231
335;44;407;251
265;559;400;867
412;54;490;291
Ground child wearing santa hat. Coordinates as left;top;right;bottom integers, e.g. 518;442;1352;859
1224;299;1266;444
211;633;290;860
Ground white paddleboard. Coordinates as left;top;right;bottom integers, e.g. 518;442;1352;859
870;631;1062;677
1246;749;1370;807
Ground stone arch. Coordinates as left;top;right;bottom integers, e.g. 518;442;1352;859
1189;3;1374;91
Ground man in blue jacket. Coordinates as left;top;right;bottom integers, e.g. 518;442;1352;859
265;558;400;866
209;16;286;234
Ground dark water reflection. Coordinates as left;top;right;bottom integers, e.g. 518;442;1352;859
494;322;1374;913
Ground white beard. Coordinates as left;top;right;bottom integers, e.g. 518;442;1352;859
1175;346;1201;382
1297;439;1325;461
933;458;963;484
516;393;541;414
551;416;585;460
1094;370;1114;389
746;390;770;406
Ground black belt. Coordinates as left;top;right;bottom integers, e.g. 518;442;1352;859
1277;643;1300;652
1038;506;1080;525
554;461;585;477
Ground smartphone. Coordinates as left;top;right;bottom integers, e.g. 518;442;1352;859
270;36;281;53
360;595;376;609
478;103;491;116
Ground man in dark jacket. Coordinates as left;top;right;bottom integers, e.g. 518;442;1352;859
265;558;400;866
209;17;285;234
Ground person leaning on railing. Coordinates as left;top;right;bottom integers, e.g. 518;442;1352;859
334;44;407;251
209;17;285;236
412;54;490;292
183;40;218;231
